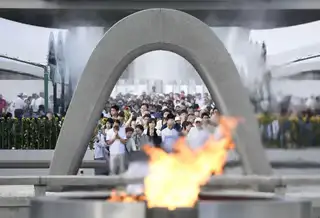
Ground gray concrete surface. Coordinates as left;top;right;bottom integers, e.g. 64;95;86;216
0;148;318;218
227;148;320;165
1;148;320;197
0;167;319;218
0;150;94;176
0;148;318;176
29;195;311;218
50;9;271;182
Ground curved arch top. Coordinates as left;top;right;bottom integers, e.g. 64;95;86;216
49;9;272;182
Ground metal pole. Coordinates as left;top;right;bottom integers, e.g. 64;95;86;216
57;31;65;114
53;83;58;114
44;67;49;113
50;64;57;114
61;74;65;113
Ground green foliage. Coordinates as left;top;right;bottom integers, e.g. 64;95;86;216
0;117;62;149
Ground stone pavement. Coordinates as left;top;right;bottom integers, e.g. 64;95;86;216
1;148;320;198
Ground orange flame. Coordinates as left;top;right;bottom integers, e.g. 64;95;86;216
108;116;239;210
108;190;146;202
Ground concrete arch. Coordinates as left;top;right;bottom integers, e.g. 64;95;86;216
49;9;272;179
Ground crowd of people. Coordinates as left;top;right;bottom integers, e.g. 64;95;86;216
93;91;224;175
0;92;57;119
1;89;320;171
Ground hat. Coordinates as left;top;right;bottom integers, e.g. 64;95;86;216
194;118;202;123
162;106;168;111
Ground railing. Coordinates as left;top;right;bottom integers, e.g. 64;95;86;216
0;160;319;169
0;160;106;169
2;175;320;197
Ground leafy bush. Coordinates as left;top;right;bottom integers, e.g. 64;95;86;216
0;117;62;149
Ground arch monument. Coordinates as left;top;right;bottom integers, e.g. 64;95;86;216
49;9;272;183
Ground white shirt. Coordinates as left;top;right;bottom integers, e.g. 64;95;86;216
187;127;210;149
102;110;110;118
94;133;107;159
161;127;179;152
106;127;126;155
35;97;44;110
13;97;25;110
196;98;205;108
306;98;316;110
31;99;37;112
7;101;14;113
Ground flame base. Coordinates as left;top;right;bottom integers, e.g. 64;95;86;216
146;205;198;218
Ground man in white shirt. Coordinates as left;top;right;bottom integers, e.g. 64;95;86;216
161;113;179;152
187;117;210;149
195;94;205;108
35;92;45;112
13;93;25;118
306;96;317;111
106;119;127;175
31;93;38;114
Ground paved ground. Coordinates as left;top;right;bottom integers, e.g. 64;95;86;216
227;148;320;163
1;149;320;198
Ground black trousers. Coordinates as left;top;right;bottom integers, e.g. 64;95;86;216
14;109;24;119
